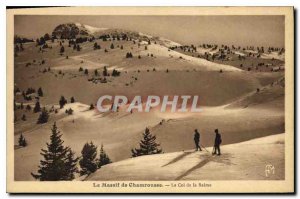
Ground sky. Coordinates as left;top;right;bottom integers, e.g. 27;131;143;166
14;15;285;47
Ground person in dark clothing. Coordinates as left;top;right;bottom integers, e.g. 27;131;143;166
213;129;222;155
194;129;202;151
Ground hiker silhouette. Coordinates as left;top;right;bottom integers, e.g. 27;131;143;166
213;129;222;155
194;129;202;151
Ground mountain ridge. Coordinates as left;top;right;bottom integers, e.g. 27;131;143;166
51;22;182;48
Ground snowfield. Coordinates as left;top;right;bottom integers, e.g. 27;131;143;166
87;133;284;181
261;52;285;61
143;44;242;72
157;37;182;48
75;22;108;34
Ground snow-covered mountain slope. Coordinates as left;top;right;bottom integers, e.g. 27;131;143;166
86;133;284;181
51;23;181;47
143;44;242;71
261;52;285;61
75;23;108;34
225;77;284;109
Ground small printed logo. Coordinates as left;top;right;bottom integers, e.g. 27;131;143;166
265;164;275;177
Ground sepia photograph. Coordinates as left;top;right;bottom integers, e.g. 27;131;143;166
6;6;294;193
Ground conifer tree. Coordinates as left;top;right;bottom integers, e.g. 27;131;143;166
70;97;75;103
39;37;46;46
103;66;108;76
97;144;111;168
112;69;120;77
14;86;20;95
59;96;67;108
89;104;94;110
126;52;133;58
38;87;44;97
84;69;89;75
94;69;99;76
15;45;20;54
131;127;162;157
26;87;36;95
26;104;32;111
36;38;40;46
110;43;114;49
60;46;65;54
18;133;27;147
20;43;24;51
79;142;98;175
65;108;73;115
31;123;79;181
33;101;41;113
44;33;50;41
64;149;79;180
21;114;26;121
37;108;49;124
93;42;98;50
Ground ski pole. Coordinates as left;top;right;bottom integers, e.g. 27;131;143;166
200;144;210;153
